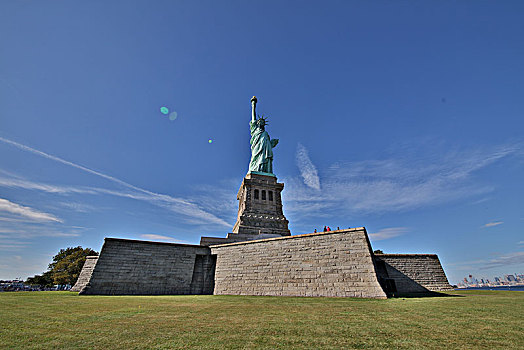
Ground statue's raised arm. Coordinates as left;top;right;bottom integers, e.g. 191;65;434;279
251;96;257;122
248;96;278;175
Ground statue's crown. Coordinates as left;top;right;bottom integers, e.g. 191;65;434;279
257;115;268;125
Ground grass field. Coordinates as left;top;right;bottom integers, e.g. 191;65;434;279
1;290;522;349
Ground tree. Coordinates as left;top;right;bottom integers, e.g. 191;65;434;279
48;246;98;285
26;246;98;286
373;249;384;254
26;271;54;287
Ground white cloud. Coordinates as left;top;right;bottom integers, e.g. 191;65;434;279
96;188;230;226
369;227;408;241
0;177;95;194
189;181;238;219
0;235;30;252
0;229;16;233
448;251;524;270
0;227;81;240
0;219;86;246
140;234;189;243
285;143;520;218
0;217;30;223
0;136;229;227
57;202;98;213
42;232;80;237
296;143;320;191
0;244;27;251
483;252;524;269
0;198;62;223
483;221;503;228
470;197;491;205
0;175;230;226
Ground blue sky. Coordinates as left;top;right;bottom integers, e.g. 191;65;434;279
1;1;523;284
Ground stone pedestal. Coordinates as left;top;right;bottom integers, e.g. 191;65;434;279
231;173;290;236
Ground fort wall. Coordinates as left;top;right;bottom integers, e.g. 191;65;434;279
71;256;98;292
374;254;452;295
79;238;215;295
74;233;452;298
211;228;387;298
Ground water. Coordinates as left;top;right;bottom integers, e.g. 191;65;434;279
456;285;524;291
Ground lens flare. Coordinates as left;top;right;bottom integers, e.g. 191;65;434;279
169;111;178;121
208;139;213;144
160;107;169;115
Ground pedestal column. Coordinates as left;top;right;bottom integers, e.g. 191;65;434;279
231;173;290;236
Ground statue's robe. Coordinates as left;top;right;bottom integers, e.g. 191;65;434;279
249;120;276;174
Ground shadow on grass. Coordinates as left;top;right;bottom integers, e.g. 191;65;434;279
389;291;463;298
374;259;461;298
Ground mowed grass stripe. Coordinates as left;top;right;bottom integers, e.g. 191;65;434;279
0;291;522;349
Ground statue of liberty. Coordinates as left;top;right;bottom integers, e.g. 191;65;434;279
249;96;279;175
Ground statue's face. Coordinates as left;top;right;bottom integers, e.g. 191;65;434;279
258;120;266;130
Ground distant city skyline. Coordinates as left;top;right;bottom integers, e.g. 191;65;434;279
456;272;523;288
1;1;523;284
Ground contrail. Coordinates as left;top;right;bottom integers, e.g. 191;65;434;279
0;197;63;223
0;136;146;194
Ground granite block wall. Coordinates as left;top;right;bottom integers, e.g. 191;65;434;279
211;228;387;298
79;238;214;295
374;254;452;295
71;256;98;292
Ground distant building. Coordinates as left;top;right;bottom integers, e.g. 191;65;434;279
505;274;516;282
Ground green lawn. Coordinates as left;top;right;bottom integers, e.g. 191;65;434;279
1;290;522;349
